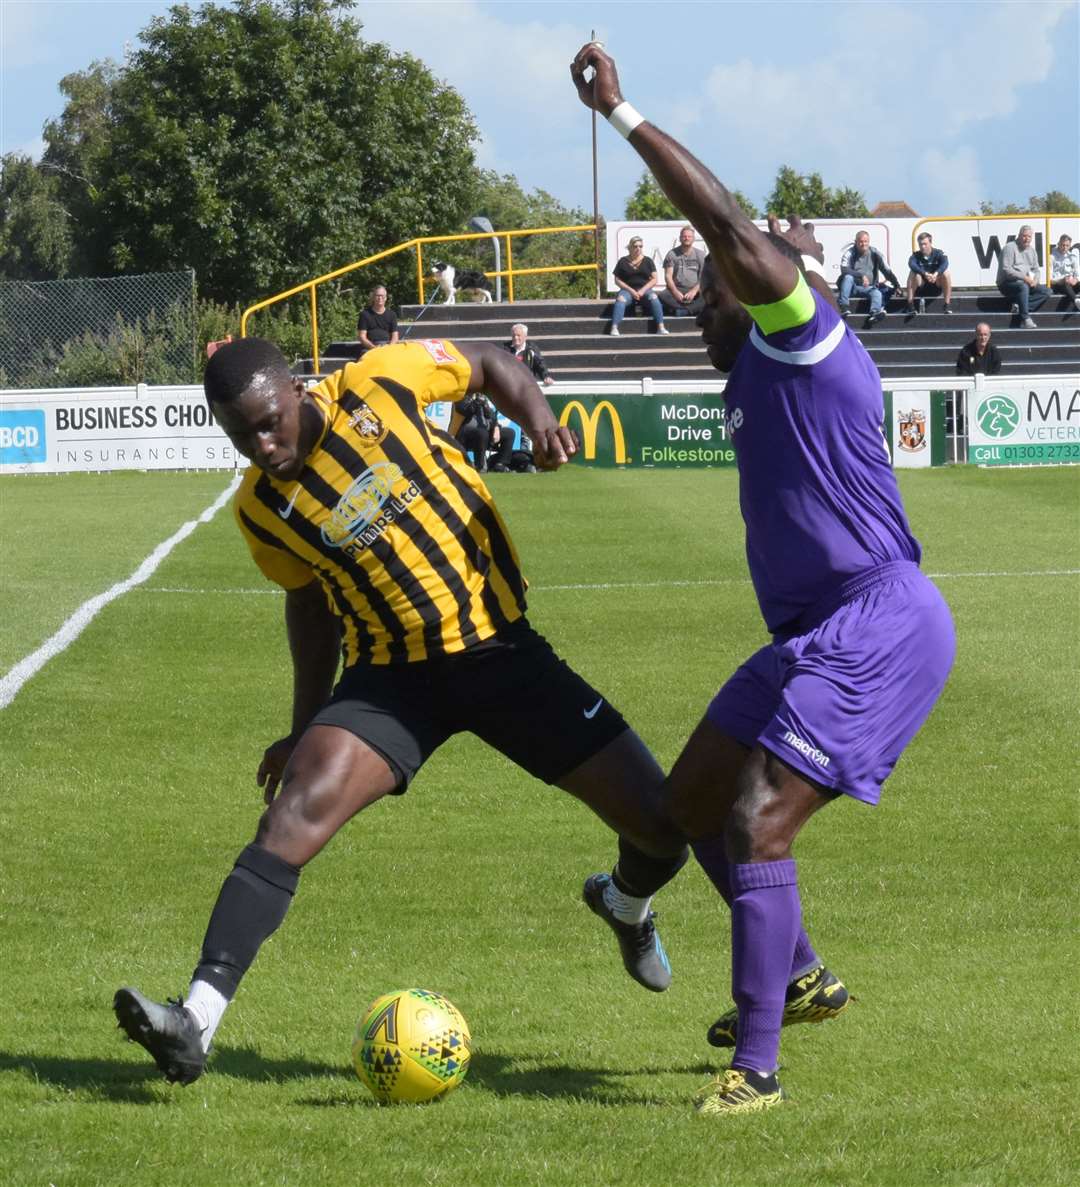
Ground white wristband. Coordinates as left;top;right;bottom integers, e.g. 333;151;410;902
607;101;645;139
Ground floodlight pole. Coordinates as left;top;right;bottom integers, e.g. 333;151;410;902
591;28;601;299
468;215;502;302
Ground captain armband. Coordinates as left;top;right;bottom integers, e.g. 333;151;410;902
740;271;816;335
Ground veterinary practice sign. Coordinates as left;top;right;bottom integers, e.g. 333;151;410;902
968;382;1080;466
0;385;243;474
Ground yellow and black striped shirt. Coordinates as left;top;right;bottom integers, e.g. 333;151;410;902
233;340;526;666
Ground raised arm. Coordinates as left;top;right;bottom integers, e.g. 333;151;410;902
457;341;578;469
571;43;796;306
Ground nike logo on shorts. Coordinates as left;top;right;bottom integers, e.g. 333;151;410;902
278;486;301;519
583;698;603;719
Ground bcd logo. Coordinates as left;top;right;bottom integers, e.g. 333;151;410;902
557;399;628;463
0;410;47;465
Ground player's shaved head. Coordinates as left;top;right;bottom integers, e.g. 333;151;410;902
204;337;292;407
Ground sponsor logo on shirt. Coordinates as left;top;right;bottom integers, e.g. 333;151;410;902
724;406;744;437
320;461;421;553
421;340;456;364
782;730;831;768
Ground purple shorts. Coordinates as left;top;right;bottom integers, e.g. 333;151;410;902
706;562;955;804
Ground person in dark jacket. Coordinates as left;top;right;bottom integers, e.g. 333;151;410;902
501;323;554;385
455;392;497;470
904;232;953;314
837;231;902;327
956;323;1002;375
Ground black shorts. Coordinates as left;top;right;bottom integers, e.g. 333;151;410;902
311;620;628;792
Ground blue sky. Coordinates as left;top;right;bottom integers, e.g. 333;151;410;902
2;0;1077;219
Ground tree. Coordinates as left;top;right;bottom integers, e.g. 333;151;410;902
0;154;74;280
764;166;868;219
40;61;119;275
625;171;758;221
970;191;1078;215
47;0;479;303
464;170;596;298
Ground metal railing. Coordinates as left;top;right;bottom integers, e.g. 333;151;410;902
0;269;196;388
240;225;598;373
910;212;1078;283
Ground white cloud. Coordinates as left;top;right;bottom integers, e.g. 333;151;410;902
918;146;986;215
11;135;46;161
357;1;585;121
0;0;54;68
686;0;1076;209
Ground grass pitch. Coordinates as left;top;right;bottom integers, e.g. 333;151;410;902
1;464;1078;1187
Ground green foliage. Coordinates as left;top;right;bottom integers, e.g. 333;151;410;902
970;190;1079;215
625;171;759;222
765;165;869;219
14;306;195;388
0;154;74;280
462;170;598;299
45;0;478;303
625;172;679;221
39;60;118;276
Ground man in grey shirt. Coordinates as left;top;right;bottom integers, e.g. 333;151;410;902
658;225;706;316
996;225;1049;328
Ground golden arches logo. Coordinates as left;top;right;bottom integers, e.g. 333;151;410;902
558;400;628;463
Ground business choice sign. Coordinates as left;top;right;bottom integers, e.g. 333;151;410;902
968;384;1080;466
0;386;243;474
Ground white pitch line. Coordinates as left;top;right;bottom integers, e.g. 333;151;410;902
138;568;1080;599
0;476;242;711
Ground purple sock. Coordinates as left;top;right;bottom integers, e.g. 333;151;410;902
692;836;819;979
729;859;801;1075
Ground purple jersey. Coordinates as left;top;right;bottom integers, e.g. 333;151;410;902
723;287;920;635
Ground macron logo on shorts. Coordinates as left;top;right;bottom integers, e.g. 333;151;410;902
782;730;831;768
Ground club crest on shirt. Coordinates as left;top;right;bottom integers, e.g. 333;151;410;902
897;409;927;452
346;398;388;445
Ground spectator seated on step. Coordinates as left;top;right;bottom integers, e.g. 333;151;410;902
658;225;706;318
609;236;669;336
355;285;399;355
955;322;1002;376
837;230;902;328
996;225;1049;328
501;323;554;385
1050;233;1080;311
904;232;953;315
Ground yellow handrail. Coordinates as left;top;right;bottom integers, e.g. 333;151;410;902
911;212;1077;284
240;224;598;368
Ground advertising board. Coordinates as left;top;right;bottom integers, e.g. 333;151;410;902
967;382;1080;466
0;385;242;474
606;216;1080;290
549;393;735;468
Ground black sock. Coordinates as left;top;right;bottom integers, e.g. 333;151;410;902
612;837;690;897
192;843;300;999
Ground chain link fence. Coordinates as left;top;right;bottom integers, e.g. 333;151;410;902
0;270;197;389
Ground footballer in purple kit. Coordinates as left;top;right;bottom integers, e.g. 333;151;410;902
572;42;955;1116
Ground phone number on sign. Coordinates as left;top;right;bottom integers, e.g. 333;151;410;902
970;443;1080;464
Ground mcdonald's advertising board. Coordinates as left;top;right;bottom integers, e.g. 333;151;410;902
547;394;735;468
